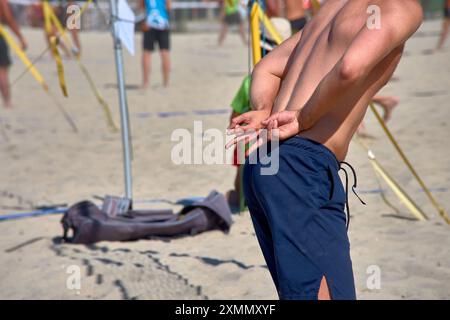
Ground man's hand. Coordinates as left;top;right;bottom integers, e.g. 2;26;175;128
225;109;302;156
227;109;271;134
19;37;27;51
225;110;271;152
262;110;301;141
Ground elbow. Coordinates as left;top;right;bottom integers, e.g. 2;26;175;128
251;63;264;79
338;56;366;83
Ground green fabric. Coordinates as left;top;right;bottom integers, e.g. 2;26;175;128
225;0;239;15
231;75;251;114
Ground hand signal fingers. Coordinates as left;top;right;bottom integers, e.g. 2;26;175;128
245;136;266;157
261;114;278;127
225;130;259;149
228;113;250;130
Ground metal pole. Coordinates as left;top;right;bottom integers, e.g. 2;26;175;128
109;0;133;200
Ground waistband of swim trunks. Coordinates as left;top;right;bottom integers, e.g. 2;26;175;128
281;136;340;169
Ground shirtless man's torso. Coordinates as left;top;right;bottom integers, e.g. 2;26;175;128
227;0;423;300
232;0;422;161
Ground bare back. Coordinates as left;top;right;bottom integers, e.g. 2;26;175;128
273;0;416;160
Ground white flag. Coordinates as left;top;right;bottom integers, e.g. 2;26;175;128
117;0;135;55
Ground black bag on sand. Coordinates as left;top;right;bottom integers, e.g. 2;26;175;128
61;191;233;244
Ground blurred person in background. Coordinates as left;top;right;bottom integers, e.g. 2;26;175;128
436;0;450;51
140;0;172;88
285;0;307;33
218;0;247;45
43;1;82;57
265;0;281;17
0;0;27;108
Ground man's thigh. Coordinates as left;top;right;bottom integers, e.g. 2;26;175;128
247;138;356;299
156;30;170;51
0;35;11;68
143;30;155;52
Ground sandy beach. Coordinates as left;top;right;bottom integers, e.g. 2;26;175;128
0;19;450;299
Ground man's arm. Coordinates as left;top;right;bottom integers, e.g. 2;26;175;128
1;0;26;48
250;29;303;112
227;31;302;138
166;0;171;12
294;2;422;131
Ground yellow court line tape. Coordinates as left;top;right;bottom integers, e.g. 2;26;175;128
76;59;118;132
373;168;402;215
311;0;321;12
250;3;262;65
368;151;428;221
239;2;264;212
43;0;118;132
11;46;50;87
369;103;450;224
47;0;92;53
43;1;68;97
355;136;428;221
256;4;283;45
0;24;77;132
0;25;47;90
78;62;118;132
50;36;68;97
46;2;73;51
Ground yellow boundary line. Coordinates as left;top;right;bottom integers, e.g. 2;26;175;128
0;25;77;132
369;102;449;224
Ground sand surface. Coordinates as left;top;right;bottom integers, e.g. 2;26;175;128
0;20;449;299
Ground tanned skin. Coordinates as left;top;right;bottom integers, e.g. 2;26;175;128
436;0;450;51
265;0;281;18
0;0;27;108
227;0;423;162
226;0;422;298
140;0;171;88
217;0;247;46
284;0;306;21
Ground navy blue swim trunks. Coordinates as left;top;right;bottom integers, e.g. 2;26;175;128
243;136;357;300
0;34;12;67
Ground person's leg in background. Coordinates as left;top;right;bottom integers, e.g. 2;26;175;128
0;35;12;108
218;21;229;46
43;25;70;57
238;20;247;45
226;109;246;209
357;95;399;137
372;95;399;122
158;29;170;87
66;1;81;56
160;49;170;87
142;50;152;88
436;17;449;51
70;28;81;56
142;30;154;89
0;67;12;108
